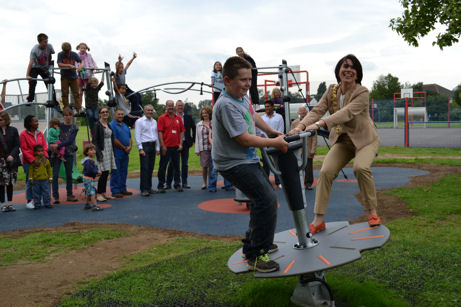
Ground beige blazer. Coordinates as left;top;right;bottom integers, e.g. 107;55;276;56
299;83;378;150
291;118;317;158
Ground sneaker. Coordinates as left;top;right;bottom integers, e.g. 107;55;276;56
247;253;280;273
121;190;133;196
92;205;103;211
175;186;184;192
182;184;191;189
368;214;381;227
67;195;78;202
141;191;150;197
7;205;15;212
148;189;158;194
112;193;124;198
268;243;278;254
26;201;35;209
44;204;53;209
84;203;92;210
1;206;7;212
53;199;60;204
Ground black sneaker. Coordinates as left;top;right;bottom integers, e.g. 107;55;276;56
122;190;133;196
112;193;124;198
247;253;279;273
84;203;92;210
44;204;53;209
268;243;278;254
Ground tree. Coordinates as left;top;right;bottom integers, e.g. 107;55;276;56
370;74;402;99
390;0;461;49
453;84;461;107
141;91;163;119
315;82;327;101
198;99;212;110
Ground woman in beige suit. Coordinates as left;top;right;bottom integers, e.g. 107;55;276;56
290;54;381;234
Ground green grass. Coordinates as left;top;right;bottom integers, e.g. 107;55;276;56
0;227;129;266
57;173;461;306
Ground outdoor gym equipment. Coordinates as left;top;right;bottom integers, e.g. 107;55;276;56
227;131;390;306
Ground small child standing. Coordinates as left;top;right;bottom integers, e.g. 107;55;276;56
81;144;103;211
57;42;84;114
85;71;105;137
75;42;98;103
29;145;52;209
211;61;224;104
48;118;66;162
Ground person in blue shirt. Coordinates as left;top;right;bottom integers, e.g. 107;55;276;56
109;108;133;198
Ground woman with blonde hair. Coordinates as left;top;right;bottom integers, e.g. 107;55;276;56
195;106;212;189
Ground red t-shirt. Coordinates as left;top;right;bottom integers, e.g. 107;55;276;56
157;113;185;147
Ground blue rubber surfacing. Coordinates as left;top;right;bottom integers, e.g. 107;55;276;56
0;167;428;235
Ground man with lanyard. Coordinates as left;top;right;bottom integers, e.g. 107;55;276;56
109;108;133;198
259;100;284;188
166;100;195;189
134;105;160;197
157;100;185;193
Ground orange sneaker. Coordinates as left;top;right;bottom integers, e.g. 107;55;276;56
309;221;326;234
368;214;381;227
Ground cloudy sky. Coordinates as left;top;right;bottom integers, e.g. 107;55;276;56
1;0;460;104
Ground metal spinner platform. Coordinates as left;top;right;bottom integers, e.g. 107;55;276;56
228;221;390;277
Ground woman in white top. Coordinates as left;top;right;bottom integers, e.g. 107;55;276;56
195;106;212;189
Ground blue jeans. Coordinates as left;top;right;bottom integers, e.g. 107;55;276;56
208;160;232;191
219;163;278;260
32;179;51;207
51;155;74;199
22;163;32;201
110;152;129;193
158;146;180;188
166;144;190;186
139;142;156;192
86;107;99;137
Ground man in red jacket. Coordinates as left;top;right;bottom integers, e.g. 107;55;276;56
157;100;185;192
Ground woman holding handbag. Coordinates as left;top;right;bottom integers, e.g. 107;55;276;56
0;111;20;212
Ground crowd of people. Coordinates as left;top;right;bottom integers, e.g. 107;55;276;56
2;33;383;275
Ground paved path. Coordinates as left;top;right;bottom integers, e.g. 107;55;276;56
0;167;428;236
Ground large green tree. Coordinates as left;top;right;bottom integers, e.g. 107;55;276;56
315;82;327;101
390;0;461;49
370;74;402;99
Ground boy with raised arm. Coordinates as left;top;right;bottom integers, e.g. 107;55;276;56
212;56;287;273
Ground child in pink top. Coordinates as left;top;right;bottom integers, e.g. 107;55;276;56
75;42;98;103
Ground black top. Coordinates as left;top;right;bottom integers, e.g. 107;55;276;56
92;121;115;160
182;114;196;148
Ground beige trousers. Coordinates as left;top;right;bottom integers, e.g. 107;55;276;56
61;78;81;111
314;134;379;215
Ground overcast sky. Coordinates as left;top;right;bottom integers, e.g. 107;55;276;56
2;0;460;104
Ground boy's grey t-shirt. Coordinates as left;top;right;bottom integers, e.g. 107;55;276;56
30;44;55;69
211;91;259;171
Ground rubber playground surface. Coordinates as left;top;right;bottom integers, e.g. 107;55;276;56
0;167;428;235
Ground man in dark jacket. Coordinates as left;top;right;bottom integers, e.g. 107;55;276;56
166;100;195;189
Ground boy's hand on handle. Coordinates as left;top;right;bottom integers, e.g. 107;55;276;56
271;134;289;151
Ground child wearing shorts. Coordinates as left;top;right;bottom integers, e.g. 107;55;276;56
81;144;103;211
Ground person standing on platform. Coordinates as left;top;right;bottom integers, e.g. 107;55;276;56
134;105;160;197
291;105;317;190
166;100;195;189
109;109;133;198
157;100;185;193
289;54;381;234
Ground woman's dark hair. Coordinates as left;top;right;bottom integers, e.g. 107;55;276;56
24;115;37;131
334;54;363;85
